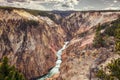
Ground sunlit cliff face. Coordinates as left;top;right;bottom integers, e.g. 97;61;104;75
0;9;65;79
0;7;120;80
0;0;120;10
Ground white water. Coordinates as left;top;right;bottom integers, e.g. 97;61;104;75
38;41;69;80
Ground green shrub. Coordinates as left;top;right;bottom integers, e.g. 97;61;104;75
104;18;120;36
26;20;39;26
93;32;105;48
115;28;120;54
96;58;120;80
0;57;25;80
93;24;106;48
96;69;109;80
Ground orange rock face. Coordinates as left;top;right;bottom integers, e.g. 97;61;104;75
0;9;65;79
0;8;120;80
57;12;120;80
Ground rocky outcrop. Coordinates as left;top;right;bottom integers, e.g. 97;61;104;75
0;8;120;80
0;9;65;80
57;12;120;80
59;12;120;40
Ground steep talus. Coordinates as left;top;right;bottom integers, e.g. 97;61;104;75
0;9;65;80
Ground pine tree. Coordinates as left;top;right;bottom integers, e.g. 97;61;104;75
0;57;25;80
115;28;120;54
96;19;120;80
93;29;105;48
96;58;120;80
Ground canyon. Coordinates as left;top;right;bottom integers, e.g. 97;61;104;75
0;7;120;80
0;8;65;80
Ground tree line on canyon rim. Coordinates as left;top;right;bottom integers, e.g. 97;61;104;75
93;18;120;80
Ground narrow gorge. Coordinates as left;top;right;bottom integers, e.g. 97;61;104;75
0;7;120;80
38;41;69;80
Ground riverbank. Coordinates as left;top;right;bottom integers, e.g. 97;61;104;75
38;42;69;80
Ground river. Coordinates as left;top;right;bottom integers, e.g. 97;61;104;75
38;41;69;80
